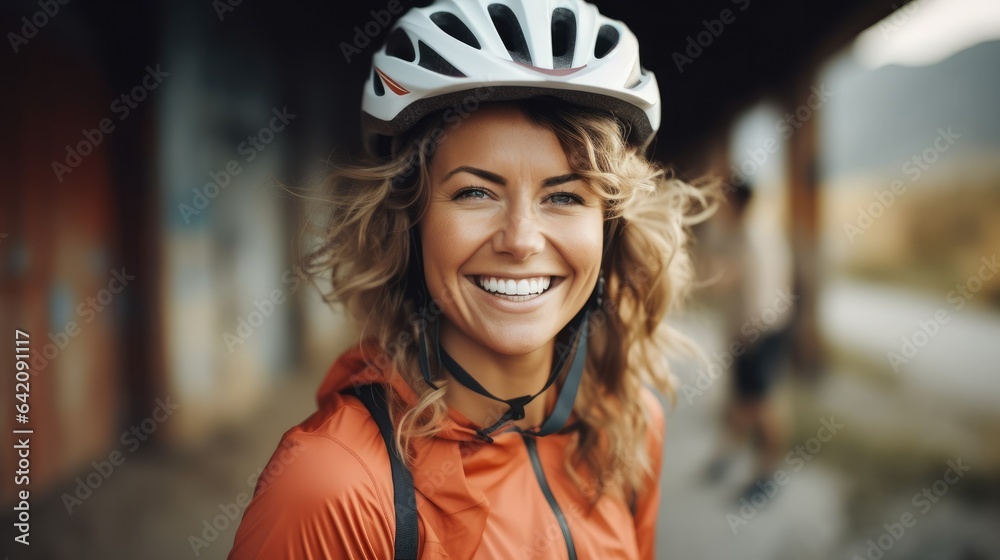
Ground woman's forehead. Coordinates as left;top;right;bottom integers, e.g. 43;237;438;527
430;105;573;179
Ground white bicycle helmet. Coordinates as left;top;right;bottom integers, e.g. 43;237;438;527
361;0;660;157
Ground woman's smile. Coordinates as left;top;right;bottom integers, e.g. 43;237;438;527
464;274;568;311
476;275;552;296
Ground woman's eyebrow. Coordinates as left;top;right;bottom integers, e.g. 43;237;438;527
442;166;506;185
442;166;580;188
541;173;580;187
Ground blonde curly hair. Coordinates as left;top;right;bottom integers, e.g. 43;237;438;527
304;97;715;502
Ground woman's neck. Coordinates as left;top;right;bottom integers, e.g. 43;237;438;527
437;321;556;431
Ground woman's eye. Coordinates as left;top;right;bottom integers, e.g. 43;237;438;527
453;187;491;200
547;192;585;206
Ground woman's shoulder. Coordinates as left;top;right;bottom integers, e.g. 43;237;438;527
228;391;398;559
256;390;394;496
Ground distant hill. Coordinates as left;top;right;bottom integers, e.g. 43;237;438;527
819;40;1000;182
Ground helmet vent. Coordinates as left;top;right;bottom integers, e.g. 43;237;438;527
386;28;416;62
372;68;385;96
550;8;576;69
430;11;481;50
594;24;619;59
418;40;465;77
488;4;532;65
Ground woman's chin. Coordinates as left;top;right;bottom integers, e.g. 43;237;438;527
476;332;556;358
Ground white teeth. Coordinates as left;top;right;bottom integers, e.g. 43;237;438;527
517;279;529;295
477;276;554;296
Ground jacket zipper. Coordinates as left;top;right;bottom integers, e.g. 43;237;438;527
522;435;578;560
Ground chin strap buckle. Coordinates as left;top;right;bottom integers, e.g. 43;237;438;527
506;396;532;422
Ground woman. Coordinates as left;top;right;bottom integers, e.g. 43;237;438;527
229;1;711;558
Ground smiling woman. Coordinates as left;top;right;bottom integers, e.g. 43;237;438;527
228;2;714;559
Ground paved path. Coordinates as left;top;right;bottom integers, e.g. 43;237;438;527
654;281;1000;559
820;279;1000;412
656;316;848;560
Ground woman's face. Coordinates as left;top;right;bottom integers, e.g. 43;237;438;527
419;104;604;357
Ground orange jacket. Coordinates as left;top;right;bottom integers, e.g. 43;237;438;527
228;344;665;559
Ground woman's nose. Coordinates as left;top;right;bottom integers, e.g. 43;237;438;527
492;206;545;261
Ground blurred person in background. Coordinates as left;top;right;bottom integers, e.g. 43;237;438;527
704;182;794;503
227;1;714;558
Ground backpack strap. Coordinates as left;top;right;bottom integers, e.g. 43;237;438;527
350;384;419;559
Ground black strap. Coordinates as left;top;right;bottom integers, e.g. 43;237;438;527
351;384;419;559
418;294;594;442
535;314;588;436
436;315;579;437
